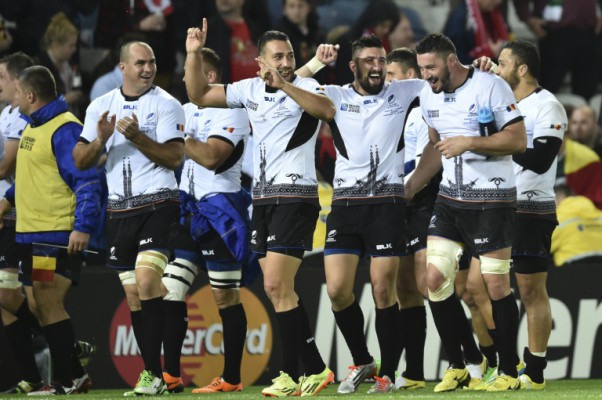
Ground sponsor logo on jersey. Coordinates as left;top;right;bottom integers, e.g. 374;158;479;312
340;103;360;113
388;94;395;103
363;98;378;105
444;95;456;103
427;110;439;118
109;286;272;387
245;100;258;111
146;113;155;120
264;96;275;102
123;105;137;110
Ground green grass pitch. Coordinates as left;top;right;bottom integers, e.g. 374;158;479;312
2;380;602;399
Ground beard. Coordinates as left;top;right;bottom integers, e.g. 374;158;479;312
355;68;384;95
429;66;451;94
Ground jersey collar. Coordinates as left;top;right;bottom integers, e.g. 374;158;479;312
120;85;155;101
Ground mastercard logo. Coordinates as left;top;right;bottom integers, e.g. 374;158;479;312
110;286;272;387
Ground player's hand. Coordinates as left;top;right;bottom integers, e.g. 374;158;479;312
256;56;286;89
472;56;497;73
186;19;207;53
67;230;90;255
97;110;116;144
316;43;339;65
434;136;472;159
117;113;141;142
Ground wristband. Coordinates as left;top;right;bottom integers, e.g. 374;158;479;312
306;56;326;75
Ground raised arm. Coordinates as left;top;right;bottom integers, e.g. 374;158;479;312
259;57;335;121
184;19;228;108
295;43;339;78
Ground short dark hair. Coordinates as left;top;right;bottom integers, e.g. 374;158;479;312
386;47;421;78
415;33;456;58
257;30;290;54
201;48;223;82
501;39;541;81
18;66;57;102
0;52;35;79
351;34;383;59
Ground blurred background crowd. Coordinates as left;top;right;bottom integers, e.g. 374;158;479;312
1;0;602;266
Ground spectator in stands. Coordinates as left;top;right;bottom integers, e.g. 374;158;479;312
513;0;602;100
275;0;324;74
35;12;84;116
388;12;415;49
568;105;602;159
551;184;602;266
443;0;509;64
557;137;602;210
0;1;87;57
95;0;176;81
204;0;270;83
333;0;399;85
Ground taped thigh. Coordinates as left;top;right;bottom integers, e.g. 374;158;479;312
206;261;242;290
135;250;168;275
119;270;136;286
162;258;199;301
0;270;22;289
480;255;511;275
426;240;463;301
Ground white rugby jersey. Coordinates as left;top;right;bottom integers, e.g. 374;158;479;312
81;86;185;210
322;79;425;204
180;103;250;199
514;87;566;215
0;105;26;197
226;76;323;205
420;67;523;208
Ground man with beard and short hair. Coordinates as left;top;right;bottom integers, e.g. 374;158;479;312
185;21;336;397
313;36;426;394
487;39;566;390
406;33;526;392
568;105;602;159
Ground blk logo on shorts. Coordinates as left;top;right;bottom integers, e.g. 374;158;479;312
376;243;393;250
139;238;153;245
202;250;215;256
267;235;276;242
474;238;489;244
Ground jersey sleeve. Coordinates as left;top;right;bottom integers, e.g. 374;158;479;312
183;103;199;137
156;98;186;143
420;85;434;128
225;81;247;109
489;77;523;129
5;113;27;141
80;100;101;143
207;108;250;148
533;100;568;140
320;84;341;106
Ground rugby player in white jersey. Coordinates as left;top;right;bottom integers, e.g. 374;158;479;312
485;39;566;390
406;33;527;392
185;20;336;397
159;47;252;394
309;35;425;394
73;41;185;396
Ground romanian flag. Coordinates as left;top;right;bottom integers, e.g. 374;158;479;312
564;139;602;209
222;127;235;133
176;124;184;132
550;124;563;130
32;254;57;282
506;104;516;112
